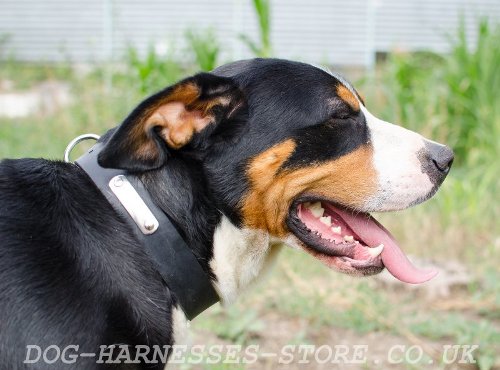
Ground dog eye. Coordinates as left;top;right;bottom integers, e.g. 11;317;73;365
330;108;352;120
328;114;352;124
336;114;351;120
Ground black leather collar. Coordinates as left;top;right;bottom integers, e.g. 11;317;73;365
76;142;219;320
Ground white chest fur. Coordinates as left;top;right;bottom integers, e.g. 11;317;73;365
210;216;282;304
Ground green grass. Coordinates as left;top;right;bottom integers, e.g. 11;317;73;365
0;60;73;90
0;68;136;159
410;315;499;369
192;248;499;368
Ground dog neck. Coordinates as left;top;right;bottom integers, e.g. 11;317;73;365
211;216;283;304
140;157;282;305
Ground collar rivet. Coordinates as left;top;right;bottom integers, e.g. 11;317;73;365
144;221;155;231
113;176;124;187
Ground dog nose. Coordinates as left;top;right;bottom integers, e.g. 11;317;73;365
427;142;454;173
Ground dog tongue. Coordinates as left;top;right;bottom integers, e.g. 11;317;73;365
327;206;438;284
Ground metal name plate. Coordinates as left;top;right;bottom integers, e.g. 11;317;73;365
109;175;159;235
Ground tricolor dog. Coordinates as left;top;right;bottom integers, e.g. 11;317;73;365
0;58;453;368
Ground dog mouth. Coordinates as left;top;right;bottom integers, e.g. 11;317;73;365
286;198;438;284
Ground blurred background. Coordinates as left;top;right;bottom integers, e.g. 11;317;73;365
0;0;499;369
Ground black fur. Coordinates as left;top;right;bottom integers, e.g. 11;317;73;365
0;59;372;369
0;160;173;369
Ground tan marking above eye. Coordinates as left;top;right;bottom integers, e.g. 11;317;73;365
241;143;377;237
336;84;360;112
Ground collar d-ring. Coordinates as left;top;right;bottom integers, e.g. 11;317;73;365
64;134;101;163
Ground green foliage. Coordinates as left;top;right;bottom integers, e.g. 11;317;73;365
0;60;73;90
124;27;221;94
377;18;500;167
410;315;499;370
363;18;500;231
185;28;221;72
239;0;272;57
443;19;500;164
126;44;184;94
196;306;264;345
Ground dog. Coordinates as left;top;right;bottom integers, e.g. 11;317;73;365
0;58;453;369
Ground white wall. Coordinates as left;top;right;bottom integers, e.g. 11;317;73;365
0;0;498;66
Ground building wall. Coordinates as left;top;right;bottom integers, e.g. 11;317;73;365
0;0;499;66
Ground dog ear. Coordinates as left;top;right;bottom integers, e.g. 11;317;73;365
98;73;242;171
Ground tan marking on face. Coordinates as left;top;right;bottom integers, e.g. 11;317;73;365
242;143;377;237
336;84;360;111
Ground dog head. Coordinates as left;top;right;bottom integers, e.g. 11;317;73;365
99;58;453;286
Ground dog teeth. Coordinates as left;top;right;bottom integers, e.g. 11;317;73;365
368;244;384;257
307;202;324;218
331;226;341;234
321;235;333;243
343;235;354;243
319;216;331;226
